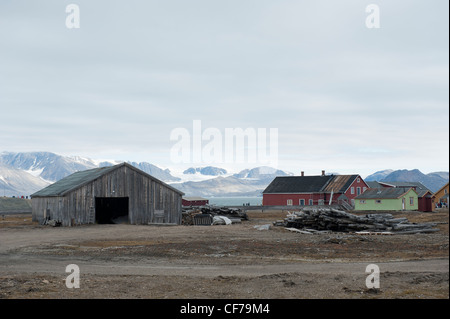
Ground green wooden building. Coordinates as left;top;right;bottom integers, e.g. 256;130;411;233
354;187;418;211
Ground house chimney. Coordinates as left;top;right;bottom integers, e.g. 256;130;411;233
322;170;325;176
301;171;304;176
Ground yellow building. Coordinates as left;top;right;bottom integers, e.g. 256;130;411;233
432;182;449;208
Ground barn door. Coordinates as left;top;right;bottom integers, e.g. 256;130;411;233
95;197;129;224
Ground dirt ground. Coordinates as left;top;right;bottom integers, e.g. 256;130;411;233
0;209;448;299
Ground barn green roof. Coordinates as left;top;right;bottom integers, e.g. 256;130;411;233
31;165;119;197
355;187;417;199
31;163;184;197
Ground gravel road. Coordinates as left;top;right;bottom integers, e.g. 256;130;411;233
0;211;448;299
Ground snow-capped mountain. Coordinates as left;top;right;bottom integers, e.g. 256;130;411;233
233;166;292;179
1;151;448;197
170;166;294;197
365;169;449;193
170;176;266;197
0;152;181;183
0;151;99;182
0;152;181;196
183;166;227;176
127;162;180;182
0;163;51;197
0;151;295;197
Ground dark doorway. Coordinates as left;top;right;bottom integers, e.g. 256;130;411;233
95;197;129;224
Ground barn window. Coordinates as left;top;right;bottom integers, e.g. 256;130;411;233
359;200;366;204
357;187;361;195
410;197;414;205
375;200;382;204
299;199;305;206
309;199;313;205
287;199;293;206
357;177;360;183
351;187;355;194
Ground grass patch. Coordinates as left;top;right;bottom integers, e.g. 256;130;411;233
0;197;32;212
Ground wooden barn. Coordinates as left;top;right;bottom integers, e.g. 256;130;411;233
31;162;184;226
262;171;369;209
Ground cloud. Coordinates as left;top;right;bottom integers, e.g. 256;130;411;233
0;0;448;174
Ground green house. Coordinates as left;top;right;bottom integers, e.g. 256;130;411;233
354;187;418;211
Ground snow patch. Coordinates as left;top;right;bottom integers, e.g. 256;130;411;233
170;172;219;183
91;159;121;166
39;176;54;184
255;166;278;174
25;168;44;177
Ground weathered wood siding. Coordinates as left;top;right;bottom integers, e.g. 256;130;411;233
32;165;182;226
32;196;63;223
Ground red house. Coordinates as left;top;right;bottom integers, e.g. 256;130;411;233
263;171;369;208
182;197;209;207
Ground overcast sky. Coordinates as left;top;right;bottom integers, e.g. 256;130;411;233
0;0;448;177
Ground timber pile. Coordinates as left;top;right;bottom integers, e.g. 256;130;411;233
182;206;248;225
282;207;438;234
182;209;201;225
201;207;248;221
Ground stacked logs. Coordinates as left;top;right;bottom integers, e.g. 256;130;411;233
182;206;248;225
282;207;438;234
181;209;202;225
200;207;248;221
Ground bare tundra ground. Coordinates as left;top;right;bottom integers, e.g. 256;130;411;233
0;210;448;299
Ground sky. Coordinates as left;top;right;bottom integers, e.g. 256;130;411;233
0;0;448;177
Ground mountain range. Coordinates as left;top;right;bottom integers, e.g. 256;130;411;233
183;166;227;176
171;167;293;197
365;169;449;193
0;162;50;197
0;151;448;197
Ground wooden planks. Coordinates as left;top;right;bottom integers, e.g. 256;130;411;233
281;207;439;234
